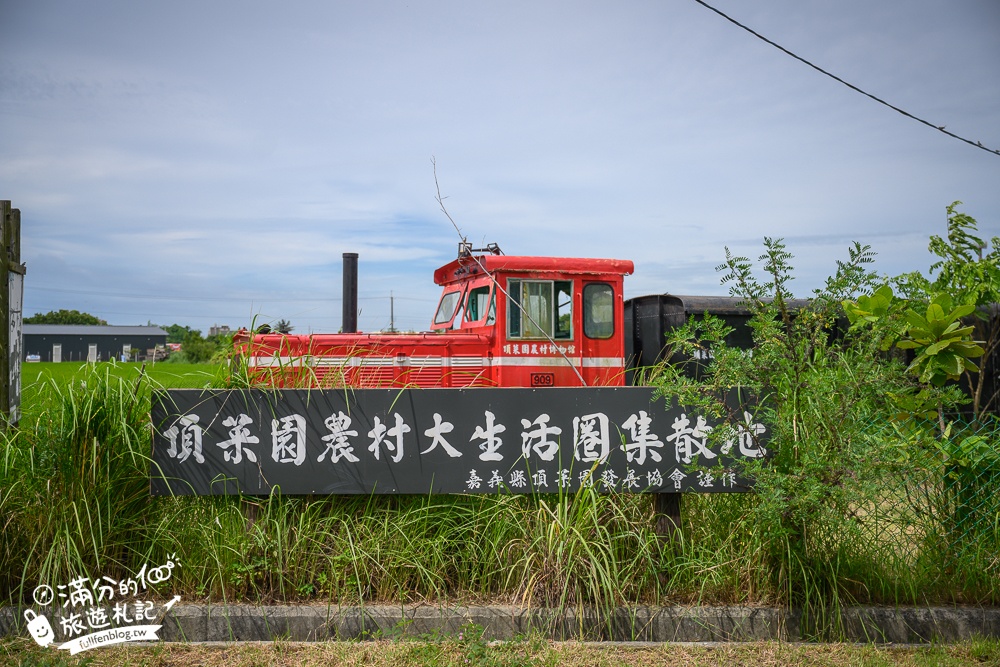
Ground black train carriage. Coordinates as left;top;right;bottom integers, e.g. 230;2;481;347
624;294;1000;417
623;294;809;385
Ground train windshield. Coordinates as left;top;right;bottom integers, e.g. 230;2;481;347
433;288;464;325
464;284;495;325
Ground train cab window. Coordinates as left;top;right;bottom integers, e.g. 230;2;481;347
433;288;464;326
583;283;614;339
464;284;495;325
555;283;572;337
507;279;572;339
451;297;465;329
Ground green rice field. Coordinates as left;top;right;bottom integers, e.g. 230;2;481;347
21;361;227;399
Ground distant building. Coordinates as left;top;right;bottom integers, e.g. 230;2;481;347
209;324;232;337
23;325;169;362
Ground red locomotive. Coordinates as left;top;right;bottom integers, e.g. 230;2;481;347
233;245;634;388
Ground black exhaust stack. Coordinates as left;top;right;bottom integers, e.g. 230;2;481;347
342;252;358;333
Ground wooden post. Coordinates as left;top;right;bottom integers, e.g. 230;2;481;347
243;499;260;533
1;201;25;428
654;492;682;544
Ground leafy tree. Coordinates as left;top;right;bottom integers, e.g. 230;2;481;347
275;319;294;334
162;324;194;344
164;328;234;364
895;295;983;388
654;207;997;623
653;237;945;627
24;309;107;325
181;330;217;364
844;202;998;419
908;202;999;417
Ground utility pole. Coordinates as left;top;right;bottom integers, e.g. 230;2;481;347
1;201;25;427
390;291;396;333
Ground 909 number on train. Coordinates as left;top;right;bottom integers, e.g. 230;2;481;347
530;373;555;387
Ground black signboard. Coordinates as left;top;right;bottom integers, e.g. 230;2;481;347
150;387;768;496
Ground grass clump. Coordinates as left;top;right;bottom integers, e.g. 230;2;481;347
4;364;154;603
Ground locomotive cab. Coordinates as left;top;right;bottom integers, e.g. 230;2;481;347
430;248;633;386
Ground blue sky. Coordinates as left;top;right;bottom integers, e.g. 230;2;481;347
2;0;998;334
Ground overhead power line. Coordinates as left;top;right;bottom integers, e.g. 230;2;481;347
693;0;1000;157
26;285;435;303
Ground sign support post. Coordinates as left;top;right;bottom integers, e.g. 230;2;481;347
655;493;682;544
1;201;25;428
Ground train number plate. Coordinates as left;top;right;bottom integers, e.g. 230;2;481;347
530;373;555;387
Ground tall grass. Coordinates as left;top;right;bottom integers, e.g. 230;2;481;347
3;362;998;638
4;364;153;602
